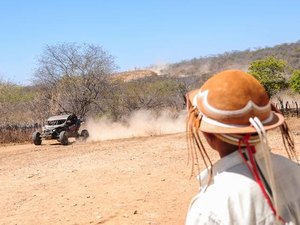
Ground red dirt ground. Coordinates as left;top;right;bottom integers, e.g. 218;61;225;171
0;118;299;225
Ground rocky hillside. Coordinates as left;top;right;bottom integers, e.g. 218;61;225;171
155;41;300;78
111;70;158;82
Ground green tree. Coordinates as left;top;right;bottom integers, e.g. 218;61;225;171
0;82;35;103
0;81;38;123
248;56;288;97
289;70;300;93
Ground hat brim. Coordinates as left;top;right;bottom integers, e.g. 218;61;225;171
199;112;284;134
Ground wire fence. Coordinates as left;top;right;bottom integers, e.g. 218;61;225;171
274;100;300;117
0;123;42;144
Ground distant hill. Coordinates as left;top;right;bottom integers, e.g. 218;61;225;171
154;41;300;78
111;69;158;82
112;41;300;82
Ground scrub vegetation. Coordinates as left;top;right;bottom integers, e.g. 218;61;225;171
1;41;300;143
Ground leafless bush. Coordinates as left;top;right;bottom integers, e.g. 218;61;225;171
0;124;40;144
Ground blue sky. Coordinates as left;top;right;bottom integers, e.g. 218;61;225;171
1;0;300;85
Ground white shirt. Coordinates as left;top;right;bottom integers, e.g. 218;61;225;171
186;150;300;225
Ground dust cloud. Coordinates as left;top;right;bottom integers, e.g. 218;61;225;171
86;110;186;141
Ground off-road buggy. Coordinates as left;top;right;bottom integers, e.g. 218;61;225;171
32;114;89;145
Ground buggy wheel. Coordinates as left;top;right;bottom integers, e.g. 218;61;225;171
80;129;89;140
32;131;42;145
59;131;68;145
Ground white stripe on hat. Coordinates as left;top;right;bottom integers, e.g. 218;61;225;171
201;113;274;128
196;90;271;117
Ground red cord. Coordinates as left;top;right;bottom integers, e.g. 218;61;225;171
238;134;284;223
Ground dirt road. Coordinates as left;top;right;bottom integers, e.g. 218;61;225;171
0;118;299;225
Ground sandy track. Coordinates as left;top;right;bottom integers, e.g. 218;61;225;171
0;118;299;225
0;133;201;225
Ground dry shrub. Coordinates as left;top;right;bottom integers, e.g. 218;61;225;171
0;126;36;144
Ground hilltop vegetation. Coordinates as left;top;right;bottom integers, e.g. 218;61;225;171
111;70;158;82
160;41;300;77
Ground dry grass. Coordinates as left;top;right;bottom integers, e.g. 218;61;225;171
0;127;35;144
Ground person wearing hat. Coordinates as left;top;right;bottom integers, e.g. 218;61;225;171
185;70;300;225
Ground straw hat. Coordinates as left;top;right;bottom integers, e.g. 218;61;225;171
192;70;284;134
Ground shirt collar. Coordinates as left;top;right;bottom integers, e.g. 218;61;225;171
198;145;265;188
198;150;242;186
